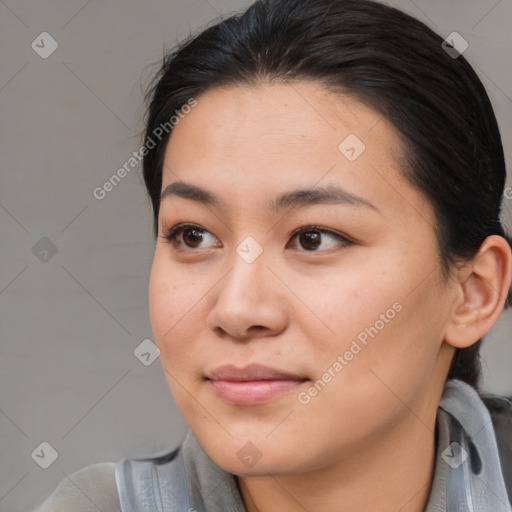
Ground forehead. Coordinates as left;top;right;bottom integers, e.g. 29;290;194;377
166;81;401;161
161;81;432;225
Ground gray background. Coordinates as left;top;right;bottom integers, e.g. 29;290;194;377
0;0;511;510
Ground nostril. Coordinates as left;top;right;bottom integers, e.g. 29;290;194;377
248;325;267;334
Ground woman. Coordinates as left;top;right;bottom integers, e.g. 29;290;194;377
38;0;512;510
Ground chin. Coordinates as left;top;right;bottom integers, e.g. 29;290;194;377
212;450;296;478
194;428;304;476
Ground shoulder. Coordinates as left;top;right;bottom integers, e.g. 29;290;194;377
480;391;512;417
480;391;512;442
480;391;512;502
37;462;119;512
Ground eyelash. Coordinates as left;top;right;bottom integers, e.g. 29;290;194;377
160;223;354;253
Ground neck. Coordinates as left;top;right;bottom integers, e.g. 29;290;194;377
237;415;437;512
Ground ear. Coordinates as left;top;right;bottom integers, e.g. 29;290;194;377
444;235;512;349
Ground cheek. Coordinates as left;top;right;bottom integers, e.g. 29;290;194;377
148;252;206;356
300;250;442;382
315;275;445;412
290;262;399;355
148;256;208;413
290;289;441;453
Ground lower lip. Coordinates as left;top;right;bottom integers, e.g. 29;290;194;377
208;379;306;405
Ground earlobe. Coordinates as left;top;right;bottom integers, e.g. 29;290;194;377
444;235;512;349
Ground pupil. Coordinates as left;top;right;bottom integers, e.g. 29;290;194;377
300;231;320;250
185;229;203;247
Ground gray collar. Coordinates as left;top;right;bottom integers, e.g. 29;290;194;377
182;379;511;512
425;379;510;512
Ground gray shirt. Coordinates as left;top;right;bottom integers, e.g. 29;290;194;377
37;379;512;511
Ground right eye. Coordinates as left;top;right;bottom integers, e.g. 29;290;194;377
160;223;221;251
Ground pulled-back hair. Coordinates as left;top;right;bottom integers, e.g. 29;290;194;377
141;0;511;388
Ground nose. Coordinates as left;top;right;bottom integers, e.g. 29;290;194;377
205;250;288;341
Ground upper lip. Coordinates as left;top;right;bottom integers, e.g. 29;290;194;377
206;364;307;381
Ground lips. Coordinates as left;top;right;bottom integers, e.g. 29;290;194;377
206;364;308;405
207;363;306;381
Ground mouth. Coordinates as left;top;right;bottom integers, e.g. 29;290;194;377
205;364;309;406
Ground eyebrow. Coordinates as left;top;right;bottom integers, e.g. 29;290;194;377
160;181;379;213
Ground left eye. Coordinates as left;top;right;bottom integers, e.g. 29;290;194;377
287;226;352;251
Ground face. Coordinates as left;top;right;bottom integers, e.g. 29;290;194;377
149;82;457;477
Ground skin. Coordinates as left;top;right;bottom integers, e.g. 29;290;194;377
148;81;512;512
